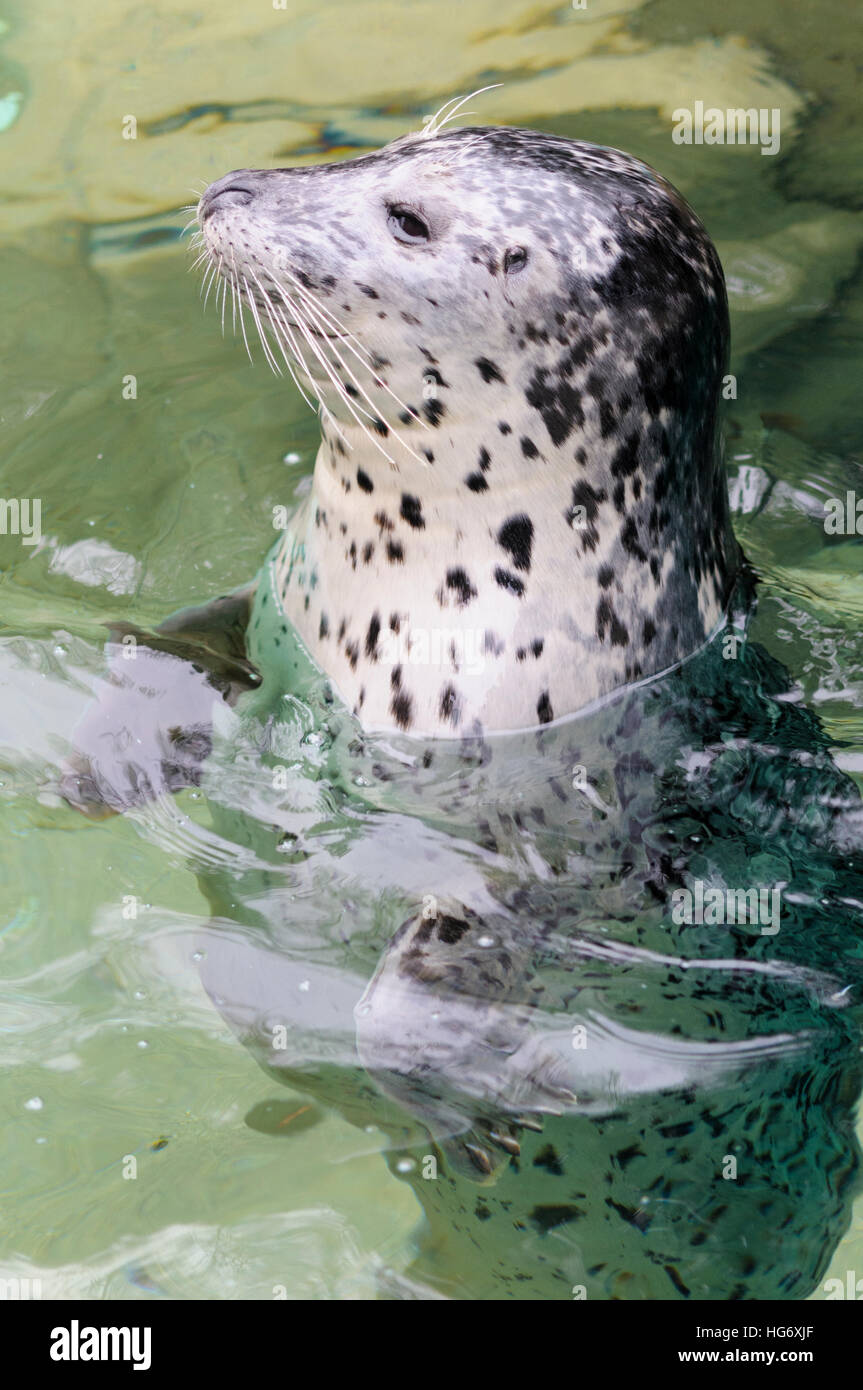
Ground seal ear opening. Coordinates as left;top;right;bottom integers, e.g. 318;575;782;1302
503;246;528;274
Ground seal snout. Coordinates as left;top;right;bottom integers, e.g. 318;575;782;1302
199;173;258;221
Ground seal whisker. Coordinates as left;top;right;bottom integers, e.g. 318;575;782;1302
279;289;384;428
266;309;321;412
281;270;375;364
200;260;219;304
229;272;238;337
241;274;283;376
219;273;229;337
230;251;255;363
270;281;425;470
270;311;323;414
421;84;502;137
249;273;320;410
268;297;353;449
284;278;429;440
421;92;474;138
285;273;428;431
202;255;223;312
280;296;406;469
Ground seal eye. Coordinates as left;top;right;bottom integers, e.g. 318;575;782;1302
388;205;430;245
504;246;528;274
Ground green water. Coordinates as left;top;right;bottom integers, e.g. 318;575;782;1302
2;0;863;1299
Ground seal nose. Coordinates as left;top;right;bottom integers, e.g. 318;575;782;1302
199;173;258;221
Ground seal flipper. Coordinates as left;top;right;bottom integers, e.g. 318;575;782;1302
129;588;259;696
60;587;259;815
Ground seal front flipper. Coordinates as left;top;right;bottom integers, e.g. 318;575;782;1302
60;586;260;815
137;587;259;695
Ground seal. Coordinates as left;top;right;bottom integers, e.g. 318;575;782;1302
195;122;740;736
58;118;863;1303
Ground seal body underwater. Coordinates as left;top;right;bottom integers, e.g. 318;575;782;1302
61;122;863;1300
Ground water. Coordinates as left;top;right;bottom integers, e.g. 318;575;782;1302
2;0;863;1299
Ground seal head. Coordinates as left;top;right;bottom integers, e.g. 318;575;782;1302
198;125;738;735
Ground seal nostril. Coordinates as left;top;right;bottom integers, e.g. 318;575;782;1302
201;183;257;220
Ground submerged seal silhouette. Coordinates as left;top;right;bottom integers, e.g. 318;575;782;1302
196;122;739;735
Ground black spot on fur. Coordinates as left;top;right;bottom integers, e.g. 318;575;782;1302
365;612;381;660
497;515;534;572
599;399;616;438
537;691;553;724
444;568;477;608
466;472;488;492
476;357;505;383
526;369;584;446
611;431;641;479
439;683;462;727
596;597;630;647
621;516;648;563
390;689;414;730
356;469;374;493
400;493;425;529
494;567;525;597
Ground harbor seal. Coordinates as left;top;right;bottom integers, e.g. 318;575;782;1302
59;117;863;1301
195;123;739;735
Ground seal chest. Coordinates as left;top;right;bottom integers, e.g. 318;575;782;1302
198;125;738;736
